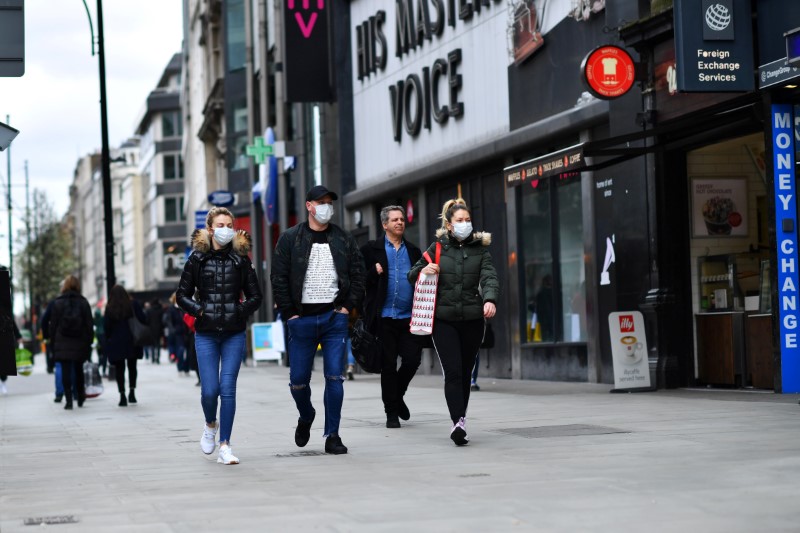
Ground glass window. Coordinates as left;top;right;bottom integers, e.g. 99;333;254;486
520;173;586;343
165;197;186;223
163;154;183;180
557;177;586;342
226;0;246;71
521;178;553;342
162;111;183;138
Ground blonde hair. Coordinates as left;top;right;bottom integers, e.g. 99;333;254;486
439;198;469;230
206;207;235;228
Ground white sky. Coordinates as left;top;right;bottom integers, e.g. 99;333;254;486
0;1;184;270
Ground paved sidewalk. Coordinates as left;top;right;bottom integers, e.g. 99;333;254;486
1;356;799;532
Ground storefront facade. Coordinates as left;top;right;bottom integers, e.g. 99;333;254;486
342;0;800;391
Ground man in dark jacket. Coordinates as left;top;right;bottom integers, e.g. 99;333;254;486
271;185;365;455
360;205;424;429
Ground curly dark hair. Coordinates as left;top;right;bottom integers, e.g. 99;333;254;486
104;285;133;320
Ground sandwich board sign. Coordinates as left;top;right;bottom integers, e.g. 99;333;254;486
608;311;651;390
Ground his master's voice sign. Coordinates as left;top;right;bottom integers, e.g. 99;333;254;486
608;311;651;390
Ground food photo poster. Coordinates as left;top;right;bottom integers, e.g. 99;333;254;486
691;177;748;238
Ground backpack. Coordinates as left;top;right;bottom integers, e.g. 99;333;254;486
57;297;85;338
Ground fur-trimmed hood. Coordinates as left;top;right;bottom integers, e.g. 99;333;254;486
190;228;252;256
435;227;492;246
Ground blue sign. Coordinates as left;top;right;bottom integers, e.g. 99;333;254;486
208;190;235;207
772;104;800;393
194;210;208;229
673;0;755;92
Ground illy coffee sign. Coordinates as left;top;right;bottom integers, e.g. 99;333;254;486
608;311;651;390
673;0;754;92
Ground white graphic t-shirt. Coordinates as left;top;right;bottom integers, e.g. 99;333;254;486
302;242;339;304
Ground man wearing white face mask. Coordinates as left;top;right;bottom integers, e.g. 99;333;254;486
271;185;366;455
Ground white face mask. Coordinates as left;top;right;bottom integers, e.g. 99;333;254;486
313;203;334;224
212;227;235;246
451;221;473;241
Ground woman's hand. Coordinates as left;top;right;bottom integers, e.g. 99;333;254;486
421;263;440;276
483;302;496;319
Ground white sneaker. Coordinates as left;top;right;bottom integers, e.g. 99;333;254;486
200;422;218;455
217;444;239;465
0;381;7;395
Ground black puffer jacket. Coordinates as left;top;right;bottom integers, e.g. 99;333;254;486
176;229;263;333
48;291;94;362
271;222;365;319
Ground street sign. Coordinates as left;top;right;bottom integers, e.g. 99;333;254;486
581;45;636;100
0;0;24;77
194;210;208;229
246;137;274;165
207;190;235;207
608;311;651;390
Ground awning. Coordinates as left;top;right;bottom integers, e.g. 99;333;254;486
504;96;762;188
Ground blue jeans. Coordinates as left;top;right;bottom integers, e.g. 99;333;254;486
346;337;355;366
287;310;347;437
55;362;78;399
168;334;187;372
195;331;245;444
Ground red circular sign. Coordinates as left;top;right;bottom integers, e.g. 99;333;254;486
581;45;636;99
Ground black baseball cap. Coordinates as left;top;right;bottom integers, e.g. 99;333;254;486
306;185;338;202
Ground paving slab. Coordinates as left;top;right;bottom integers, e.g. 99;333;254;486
1;356;799;532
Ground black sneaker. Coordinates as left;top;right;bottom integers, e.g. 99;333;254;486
119;394;128;407
128;391;137;404
325;434;348;455
294;410;316;447
54;394;63;403
450;418;469;446
386;416;401;429
470;382;481;392
398;399;411;421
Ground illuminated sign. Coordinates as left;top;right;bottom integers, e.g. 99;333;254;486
772;104;800;393
581;46;636;100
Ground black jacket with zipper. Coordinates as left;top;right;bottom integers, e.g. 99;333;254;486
176;229;262;333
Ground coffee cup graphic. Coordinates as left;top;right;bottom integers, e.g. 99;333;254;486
619;335;643;364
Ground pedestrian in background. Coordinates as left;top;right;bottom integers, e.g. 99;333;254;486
45;275;94;410
164;293;188;375
93;303;107;377
146;298;164;363
361;205;424;429
271;185;365;455
104;285;148;407
408;198;499;446
176;207;262;465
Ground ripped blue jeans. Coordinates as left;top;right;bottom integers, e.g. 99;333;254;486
287;310;347;437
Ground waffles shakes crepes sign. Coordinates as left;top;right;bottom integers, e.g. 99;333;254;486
608;311;651;389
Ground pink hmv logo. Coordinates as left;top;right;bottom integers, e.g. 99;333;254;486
288;0;324;39
618;315;634;333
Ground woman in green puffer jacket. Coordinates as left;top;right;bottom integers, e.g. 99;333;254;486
408;198;499;447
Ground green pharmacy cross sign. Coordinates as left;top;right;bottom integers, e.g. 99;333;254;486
246;137;274;164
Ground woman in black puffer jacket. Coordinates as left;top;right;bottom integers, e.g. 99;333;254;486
176;207;262;465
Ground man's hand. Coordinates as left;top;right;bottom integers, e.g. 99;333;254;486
336;307;349;314
375;263;383;275
289;315;300;320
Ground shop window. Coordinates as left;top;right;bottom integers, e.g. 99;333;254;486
521;174;586;343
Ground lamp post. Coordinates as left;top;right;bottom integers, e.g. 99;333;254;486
83;0;116;296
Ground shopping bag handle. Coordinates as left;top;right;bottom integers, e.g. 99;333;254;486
423;242;441;265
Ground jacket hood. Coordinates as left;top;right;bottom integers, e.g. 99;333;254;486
191;228;252;256
435;227;492;246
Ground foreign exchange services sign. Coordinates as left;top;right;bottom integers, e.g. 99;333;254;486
673;0;755;92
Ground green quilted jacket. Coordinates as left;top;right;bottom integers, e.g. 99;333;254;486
408;228;500;322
